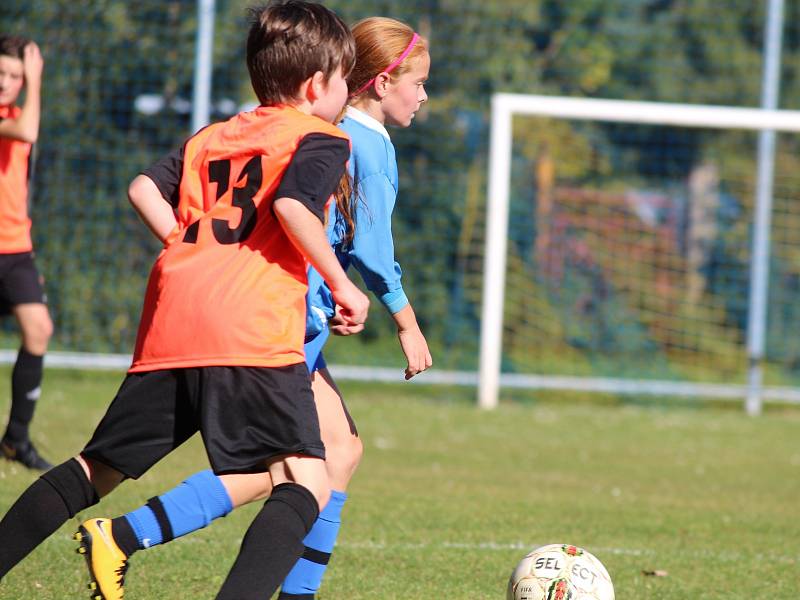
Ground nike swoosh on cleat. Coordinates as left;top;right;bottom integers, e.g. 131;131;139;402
95;520;114;549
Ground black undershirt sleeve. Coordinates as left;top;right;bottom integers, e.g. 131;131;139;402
140;145;185;208
274;133;350;222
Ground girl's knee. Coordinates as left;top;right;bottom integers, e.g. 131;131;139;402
349;435;364;466
325;434;363;482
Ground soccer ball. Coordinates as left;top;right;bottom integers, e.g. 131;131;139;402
507;544;614;600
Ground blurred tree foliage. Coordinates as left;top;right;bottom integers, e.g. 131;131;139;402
0;0;799;379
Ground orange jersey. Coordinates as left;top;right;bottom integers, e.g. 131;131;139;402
0;105;33;253
130;106;350;372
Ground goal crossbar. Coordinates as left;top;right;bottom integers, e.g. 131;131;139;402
493;93;800;131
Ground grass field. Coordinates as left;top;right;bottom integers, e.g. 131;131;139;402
0;366;799;599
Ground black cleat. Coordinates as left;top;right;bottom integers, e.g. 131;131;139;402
1;439;53;471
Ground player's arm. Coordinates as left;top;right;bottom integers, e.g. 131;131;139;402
128;175;177;242
275;198;368;326
128;145;183;243
0;42;43;143
273;133;369;326
348;173;432;378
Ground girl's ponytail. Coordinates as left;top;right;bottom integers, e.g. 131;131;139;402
333;172;357;247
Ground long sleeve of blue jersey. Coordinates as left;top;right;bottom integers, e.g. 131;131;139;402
347;172;409;314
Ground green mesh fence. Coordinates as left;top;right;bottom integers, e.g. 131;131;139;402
1;1;799;383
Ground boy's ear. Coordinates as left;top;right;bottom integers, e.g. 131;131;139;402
297;71;325;104
308;71;326;102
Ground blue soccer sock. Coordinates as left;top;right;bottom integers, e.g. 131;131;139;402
278;489;347;599
122;469;232;552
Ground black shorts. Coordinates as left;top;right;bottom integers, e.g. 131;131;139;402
0;252;47;315
82;364;325;479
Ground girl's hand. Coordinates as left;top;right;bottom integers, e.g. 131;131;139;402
398;326;432;380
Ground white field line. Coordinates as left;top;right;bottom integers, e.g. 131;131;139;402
166;534;798;564
338;540;649;556
335;541;799;564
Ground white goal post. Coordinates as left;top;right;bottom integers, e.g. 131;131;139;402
479;93;800;411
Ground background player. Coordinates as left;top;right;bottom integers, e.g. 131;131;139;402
75;16;432;600
0;3;369;598
0;35;54;471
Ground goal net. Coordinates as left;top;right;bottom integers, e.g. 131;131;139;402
475;94;800;409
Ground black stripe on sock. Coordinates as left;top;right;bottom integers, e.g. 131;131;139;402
301;546;331;565
277;593;315;600
146;496;174;543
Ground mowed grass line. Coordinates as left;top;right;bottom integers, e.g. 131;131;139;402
0;367;798;599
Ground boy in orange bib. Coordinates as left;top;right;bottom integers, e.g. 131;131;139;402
0;3;368;598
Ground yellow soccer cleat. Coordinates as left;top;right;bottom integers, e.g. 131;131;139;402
74;518;129;600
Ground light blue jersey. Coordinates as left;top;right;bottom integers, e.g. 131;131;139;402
305;106;409;351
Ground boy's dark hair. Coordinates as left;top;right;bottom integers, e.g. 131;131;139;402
0;35;29;59
246;1;355;106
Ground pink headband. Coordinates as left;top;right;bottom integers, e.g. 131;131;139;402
351;32;420;97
